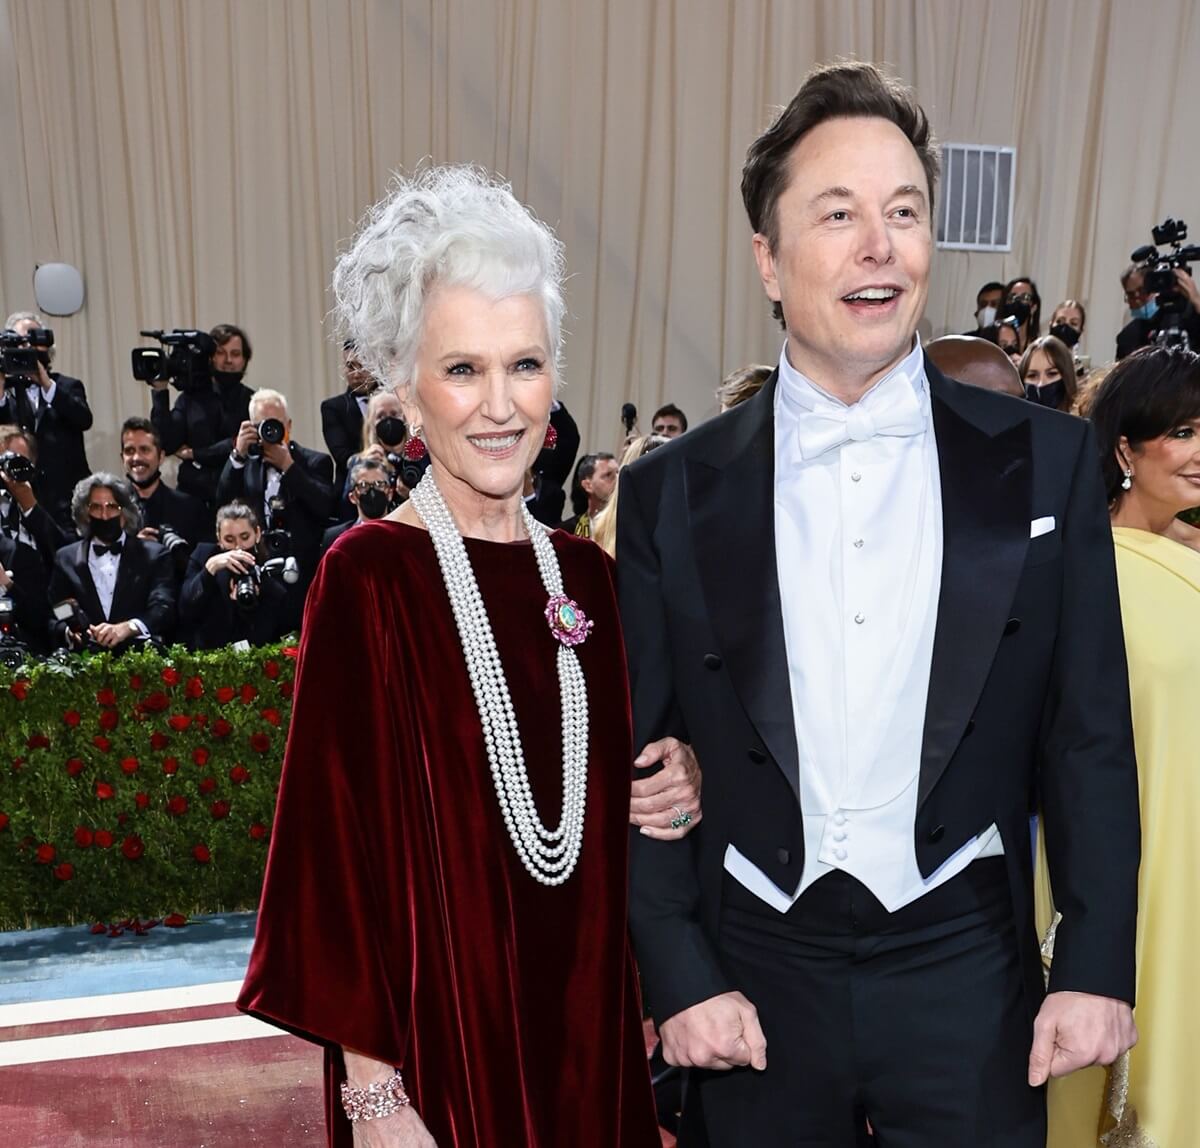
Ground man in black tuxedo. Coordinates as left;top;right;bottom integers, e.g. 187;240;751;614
121;417;211;550
216;388;337;587
1;312;93;529
48;474;175;651
0;425;73;569
320;341;376;494
619;62;1139;1146
0;531;52;653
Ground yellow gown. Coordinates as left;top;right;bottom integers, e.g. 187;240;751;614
1035;526;1200;1147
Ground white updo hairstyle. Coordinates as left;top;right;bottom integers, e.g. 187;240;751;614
332;166;567;398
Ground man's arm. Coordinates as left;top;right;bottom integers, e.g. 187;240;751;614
281;450;338;523
215;454;247;507
47;375;93;432
150;388;187;456
320;399;359;474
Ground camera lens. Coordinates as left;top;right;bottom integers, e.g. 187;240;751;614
258;418;285;445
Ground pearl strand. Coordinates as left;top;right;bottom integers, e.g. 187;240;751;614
410;473;589;885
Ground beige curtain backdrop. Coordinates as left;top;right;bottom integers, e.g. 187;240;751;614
0;0;1197;474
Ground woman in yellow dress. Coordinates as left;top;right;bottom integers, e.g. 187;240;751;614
1037;344;1200;1146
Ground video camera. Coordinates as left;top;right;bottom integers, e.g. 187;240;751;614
1131;218;1200;349
0;326;54;384
131;329;216;392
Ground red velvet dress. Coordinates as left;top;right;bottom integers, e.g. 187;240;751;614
237;519;659;1147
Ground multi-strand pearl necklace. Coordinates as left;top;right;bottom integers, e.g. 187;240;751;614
409;472;591;886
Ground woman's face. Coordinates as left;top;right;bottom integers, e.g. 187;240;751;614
403;285;553;508
218;518;260;552
997;325;1021;362
1051;304;1084;333
1122;420;1200;516
370;392;404;429
1022;349;1061;388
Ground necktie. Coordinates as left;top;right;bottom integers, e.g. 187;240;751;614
792;378;926;461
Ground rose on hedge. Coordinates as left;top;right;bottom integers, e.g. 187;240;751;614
240;684;258;704
192;844;211;864
162;757;179;775
280;681;294;699
53;863;74;881
260;708;281;727
95;781;114;800
35;843;55;864
135;793;150;810
193;747;210;767
96;687;117;707
120;757;139;775
150;731;169;750
185;676;204;699
216;686;235;704
98;709;119;731
63;710;81;727
249;733;271;753
212;718;232;738
168;714;191;732
161;667;180;686
210;800;231;820
0;813;8;832
95;829;114;849
129;674;143;691
27;733;50;749
141;690;170;712
93;736;111;752
121;835;145;861
249;822;267;840
66;758;85;777
198;777;216;795
167;796;188;817
10;680;29;700
74;826;94;848
229;765;250;785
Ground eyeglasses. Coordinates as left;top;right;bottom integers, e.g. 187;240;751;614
1008;292;1035;305
353;481;392;493
87;501;121;513
1123;289;1147;304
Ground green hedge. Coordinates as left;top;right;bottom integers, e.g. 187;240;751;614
0;642;296;931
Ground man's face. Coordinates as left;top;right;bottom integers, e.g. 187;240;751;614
212;336;246;374
1124;272;1149;311
344;351;376;396
121;430;163;483
652;415;685;438
582;458;618;508
752;116;932;387
1;435;32;461
87;486;122;521
12;318;38;340
977;286;1004;317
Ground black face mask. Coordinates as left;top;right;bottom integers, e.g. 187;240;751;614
212;369;245;388
1002;301;1031;327
1049;322;1081;348
129;468;160;491
357;488;391;520
1024;380;1066;409
89;515;124;544
375;416;406;447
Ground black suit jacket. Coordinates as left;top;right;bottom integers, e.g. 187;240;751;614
135;480;211;547
320;390;366;493
618;363;1139;1025
179;543;299;649
151;380;254;505
0;533;52;652
48;536;176;645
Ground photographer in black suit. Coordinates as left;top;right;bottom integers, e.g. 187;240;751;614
150;323;255;506
1;311;93;529
0;424;72;569
179;501;299;650
216;388;337;588
0;530;52;654
319;456;396;558
121;417;210;551
48;474;176;651
320;341;377;494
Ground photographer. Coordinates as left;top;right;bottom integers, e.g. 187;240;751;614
216;388;336;586
1117;263;1200;359
338;388;408;519
179;501;299;650
121;417;210;554
149;323;255;506
1;311;93;528
0;530;52;656
0;425;73;569
320;341;377;493
48;474;176;652
320;457;396;557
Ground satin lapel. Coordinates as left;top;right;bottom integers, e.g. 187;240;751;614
918;382;1032;809
111;541;144;623
687;376;801;801
71;542;106;624
246;459;265;509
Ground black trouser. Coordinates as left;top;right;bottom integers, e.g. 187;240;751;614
686;858;1045;1147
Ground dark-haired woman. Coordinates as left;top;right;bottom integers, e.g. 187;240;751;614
1002;277;1041;352
1018;335;1077;412
1037;344;1200;1145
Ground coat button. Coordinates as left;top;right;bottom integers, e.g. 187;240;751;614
963;719;976;737
1003;618;1021;636
776;848;790;865
928;824;945;843
748;747;767;764
703;653;722;670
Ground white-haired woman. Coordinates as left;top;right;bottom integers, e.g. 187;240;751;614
239;168;697;1148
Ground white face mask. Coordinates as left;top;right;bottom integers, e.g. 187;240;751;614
976;305;998;328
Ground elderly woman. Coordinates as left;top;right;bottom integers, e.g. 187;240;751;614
238;168;697;1148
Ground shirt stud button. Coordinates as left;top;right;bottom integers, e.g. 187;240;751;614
854;613;865;624
834;847;848;861
853;538;864;549
850;471;862;483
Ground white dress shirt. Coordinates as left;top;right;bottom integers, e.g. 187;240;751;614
27;377;55;414
0;492;38;551
226;453;283;528
86;540;148;637
724;338;1002;913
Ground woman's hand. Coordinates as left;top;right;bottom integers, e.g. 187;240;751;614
630;736;702;840
351;1107;438;1147
205;548;256;578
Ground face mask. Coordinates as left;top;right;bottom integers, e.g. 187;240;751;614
212;369;245;387
1023;380;1066;409
89;515;124;544
1130;298;1159;322
1003;301;1031;327
356;488;391;520
976;305;998;328
1049;323;1081;348
376;416;406;447
129;468;161;490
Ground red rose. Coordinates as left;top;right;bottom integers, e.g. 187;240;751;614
129;674;143;691
263;659;280;679
0;813;8;831
96;687;118;707
260;708;282;727
212;718;232;738
27;733;50;749
9;680;29;700
161;667;180;686
94;781;114;800
198;776;217;795
63;710;81;727
193;713;208;728
280;681;294;699
121;835;145;860
192;843;211;864
135;792;150;810
94;829;114;848
142;690;170;712
150;731;169;750
65;757;86;777
98;709;119;731
168;714;191;732
240;683;258;704
120;756;139;775
10;756;24;772
53;862;74;881
74;826;94;848
90;922;106;934
162;757;179;775
35;843;55;864
164;913;188;927
248;822;268;840
185;675;204;699
249;733;271;753
229;764;250;785
216;686;235;704
192;747;210;767
210;800;231;820
282;646;299;659
92;735;111;752
167;795;188;816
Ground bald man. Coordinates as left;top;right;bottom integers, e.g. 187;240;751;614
925;334;1023;398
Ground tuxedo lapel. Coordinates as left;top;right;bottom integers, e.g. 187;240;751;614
245;458;266;510
687;374;801;801
111;540;147;623
69;542;106;623
918;372;1033;808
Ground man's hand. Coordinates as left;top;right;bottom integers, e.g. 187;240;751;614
0;471;37;511
234;421;258;461
88;621;137;649
659;991;767;1071
1028;991;1137;1086
35;360;54;392
177;445;194;462
138;527;160;542
0;561;12;591
1175;268;1200;309
631;736;702;840
261;439;293;472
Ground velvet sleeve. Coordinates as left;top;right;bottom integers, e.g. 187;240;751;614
237;547;412;1065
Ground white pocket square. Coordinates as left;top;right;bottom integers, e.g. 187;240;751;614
1030;516;1055;539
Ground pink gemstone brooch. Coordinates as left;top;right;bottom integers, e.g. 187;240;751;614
545;594;594;647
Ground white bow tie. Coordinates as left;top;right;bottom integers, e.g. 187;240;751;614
792;379;926;460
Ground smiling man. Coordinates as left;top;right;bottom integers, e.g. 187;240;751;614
619;62;1140;1146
